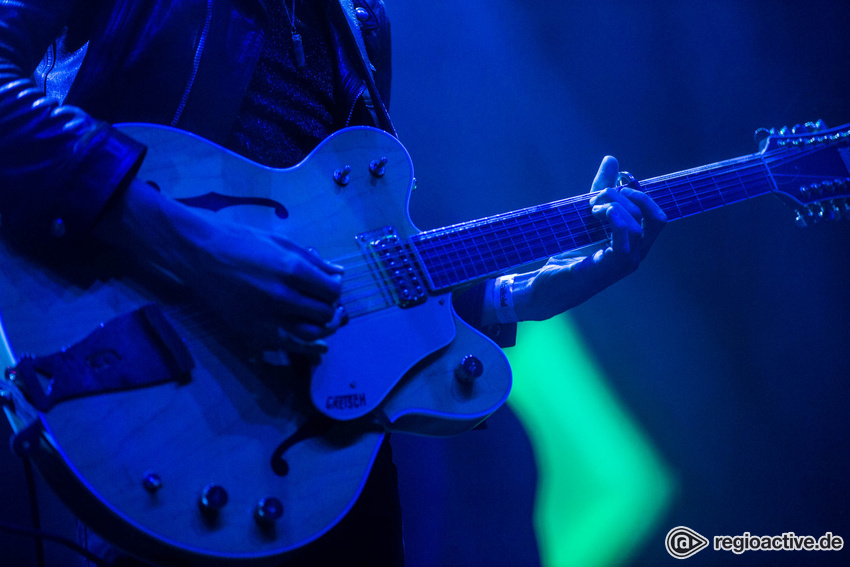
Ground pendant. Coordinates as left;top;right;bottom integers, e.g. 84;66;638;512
292;33;306;70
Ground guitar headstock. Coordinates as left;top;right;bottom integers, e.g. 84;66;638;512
757;121;850;227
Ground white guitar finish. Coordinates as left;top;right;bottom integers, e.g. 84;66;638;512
0;125;512;565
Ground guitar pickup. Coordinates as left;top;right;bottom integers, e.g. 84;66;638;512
357;226;428;308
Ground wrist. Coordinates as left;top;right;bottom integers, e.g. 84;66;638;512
94;178;210;281
479;272;536;326
493;275;518;324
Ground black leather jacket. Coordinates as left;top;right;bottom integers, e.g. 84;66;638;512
0;0;393;247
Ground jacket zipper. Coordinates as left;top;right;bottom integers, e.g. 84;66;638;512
344;86;366;128
171;0;214;127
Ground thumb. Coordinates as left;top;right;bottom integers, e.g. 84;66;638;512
591;155;620;193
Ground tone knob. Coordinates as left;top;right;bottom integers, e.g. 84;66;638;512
455;355;484;384
255;497;284;526
199;484;229;515
142;472;163;493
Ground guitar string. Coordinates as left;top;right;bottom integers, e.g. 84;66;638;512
413;164;774;285
319;162;772;297
162;278;392;341
247;151;782;314
198;145;830;319
330;150;804;292
316;151;784;274
333;189;741;300
254;141;832;279
375;140;834;296
412;160;769;256
167;143;841;332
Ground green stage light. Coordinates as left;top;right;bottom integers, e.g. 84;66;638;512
507;316;673;567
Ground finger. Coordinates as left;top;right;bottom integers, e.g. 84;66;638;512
618;188;667;257
306;246;345;275
276;327;330;355
279;239;344;275
325;304;348;332
276;286;338;325
592;202;642;257
619;188;667;227
274;304;348;350
279;321;329;343
591;187;644;221
592;201;643;237
607;205;641;257
279;253;344;304
591;155;620;193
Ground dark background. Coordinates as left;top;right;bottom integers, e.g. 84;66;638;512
388;1;850;566
0;1;847;566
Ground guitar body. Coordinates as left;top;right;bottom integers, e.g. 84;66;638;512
0;125;511;565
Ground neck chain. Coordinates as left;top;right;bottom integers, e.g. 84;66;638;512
281;0;306;70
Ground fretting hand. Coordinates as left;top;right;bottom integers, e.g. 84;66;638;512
489;156;667;323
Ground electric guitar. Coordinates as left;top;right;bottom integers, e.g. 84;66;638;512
1;122;848;565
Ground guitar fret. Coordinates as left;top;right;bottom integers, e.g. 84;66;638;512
570;201;595;248
414;198;607;291
645;160;773;222
412;146;789;292
667;182;686;219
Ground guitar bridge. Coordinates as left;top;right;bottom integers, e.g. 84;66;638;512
357;227;427;308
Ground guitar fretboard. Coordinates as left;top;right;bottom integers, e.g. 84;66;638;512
412;153;774;292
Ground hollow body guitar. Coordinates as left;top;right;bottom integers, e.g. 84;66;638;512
0;125;512;566
1;122;849;565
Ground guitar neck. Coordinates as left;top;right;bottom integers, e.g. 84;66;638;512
413;152;773;292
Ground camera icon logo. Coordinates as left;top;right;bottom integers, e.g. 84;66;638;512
665;526;709;559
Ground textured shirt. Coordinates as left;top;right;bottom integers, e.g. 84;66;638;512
226;1;337;168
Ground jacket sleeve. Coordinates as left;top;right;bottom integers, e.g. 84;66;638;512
453;282;518;348
0;1;145;248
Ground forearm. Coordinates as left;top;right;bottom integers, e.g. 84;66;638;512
92;178;218;287
479;253;629;328
483;256;605;326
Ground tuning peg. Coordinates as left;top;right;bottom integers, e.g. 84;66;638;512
806;119;827;132
793;120;828;134
754;128;773;149
807;204;826;222
788;120;828;135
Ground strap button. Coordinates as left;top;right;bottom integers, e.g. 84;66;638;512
355;7;370;22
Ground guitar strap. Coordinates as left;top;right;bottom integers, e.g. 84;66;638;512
7;305;193;412
327;0;397;136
